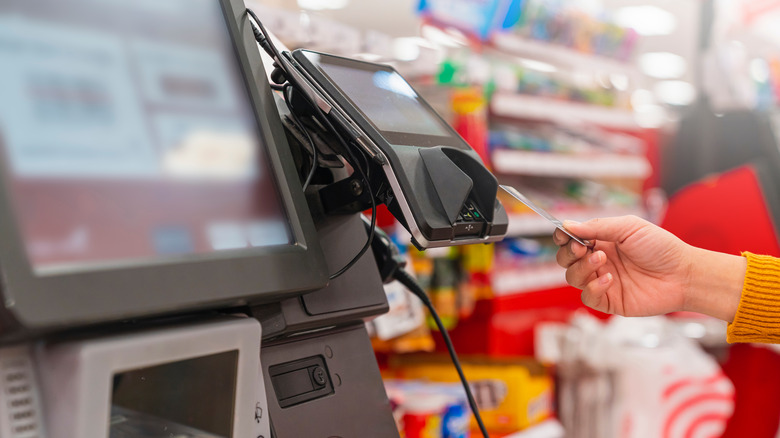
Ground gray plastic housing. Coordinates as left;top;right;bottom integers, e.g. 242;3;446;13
0;346;47;438
251;213;389;340
261;324;399;437
33;316;268;438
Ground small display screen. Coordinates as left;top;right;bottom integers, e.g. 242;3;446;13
0;0;291;274
304;52;452;139
110;351;238;438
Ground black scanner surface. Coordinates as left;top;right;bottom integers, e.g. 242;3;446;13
419;147;473;224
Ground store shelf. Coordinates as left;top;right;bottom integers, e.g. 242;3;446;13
506;207;645;237
492;149;651;178
491;264;567;296
491;93;640;129
491;33;640;78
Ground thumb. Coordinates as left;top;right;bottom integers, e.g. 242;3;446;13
563;216;648;244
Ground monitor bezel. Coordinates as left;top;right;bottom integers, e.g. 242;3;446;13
0;0;328;333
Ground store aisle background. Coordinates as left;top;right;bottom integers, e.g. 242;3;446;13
249;0;780;436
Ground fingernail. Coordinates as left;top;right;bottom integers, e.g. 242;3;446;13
563;220;580;228
589;252;601;264
599;273;612;285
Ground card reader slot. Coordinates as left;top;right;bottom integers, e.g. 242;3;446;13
457;200;485;222
440;148;499;223
418;146;497;240
454;200;487;237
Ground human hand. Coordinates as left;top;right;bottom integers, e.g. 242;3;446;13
554;216;745;321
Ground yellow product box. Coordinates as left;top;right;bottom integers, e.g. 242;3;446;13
460;242;494;273
388;355;553;434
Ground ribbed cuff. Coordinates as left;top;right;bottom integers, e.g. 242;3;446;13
727;252;780;343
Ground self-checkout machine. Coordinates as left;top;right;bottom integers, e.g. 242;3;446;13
249;40;510;435
0;0;508;437
0;0;333;436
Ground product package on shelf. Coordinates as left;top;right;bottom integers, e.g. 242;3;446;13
369;277;436;354
511;0;638;61
417;0;524;41
385;380;472;438
489;122;646;155
490;237;563;296
436;52;632;109
369;232;491;353
488;121;651;179
386;354;554;435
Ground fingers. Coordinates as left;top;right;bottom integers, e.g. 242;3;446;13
556;239;588;268
563;215;650;243
552;228;570;246
564;250;606;288
580;272;613;313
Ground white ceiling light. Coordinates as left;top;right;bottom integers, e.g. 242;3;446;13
631;89;654;107
519;59;557;73
610;74;629;91
393;37;421;62
631;89;664;128
654;80;696;106
639;52;687;79
297;0;349;11
634;104;666;129
421;25;466;48
613;5;677;36
353;53;383;62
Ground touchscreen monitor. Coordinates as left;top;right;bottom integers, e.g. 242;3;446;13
0;0;290;274
0;0;327;333
298;50;470;149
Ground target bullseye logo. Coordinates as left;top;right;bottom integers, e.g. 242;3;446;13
661;372;734;438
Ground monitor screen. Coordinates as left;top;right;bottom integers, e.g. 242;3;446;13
110;351;238;438
0;0;291;274
302;52;451;139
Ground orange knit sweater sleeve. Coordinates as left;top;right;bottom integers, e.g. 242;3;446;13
727;252;780;343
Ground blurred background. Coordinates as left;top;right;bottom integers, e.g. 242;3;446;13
249;0;780;436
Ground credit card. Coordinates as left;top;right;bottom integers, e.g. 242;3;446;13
499;185;594;248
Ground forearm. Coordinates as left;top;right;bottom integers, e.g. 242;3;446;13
683;247;746;323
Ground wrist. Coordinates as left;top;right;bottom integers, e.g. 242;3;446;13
683;247;746;322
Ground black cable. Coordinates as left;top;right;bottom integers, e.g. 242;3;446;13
246;9;287;75
394;269;491;438
283;84;318;191
325;138;376;280
246;8;376;280
314;104;375;279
